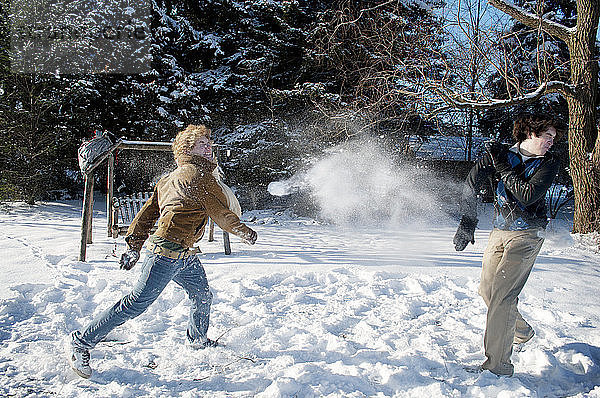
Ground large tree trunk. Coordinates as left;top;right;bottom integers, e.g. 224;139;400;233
567;0;600;234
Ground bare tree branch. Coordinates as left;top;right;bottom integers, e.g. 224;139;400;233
487;0;573;42
430;80;574;110
456;0;505;83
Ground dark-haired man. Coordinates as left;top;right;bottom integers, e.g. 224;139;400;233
453;114;562;376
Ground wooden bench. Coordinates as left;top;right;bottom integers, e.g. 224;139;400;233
111;192;232;255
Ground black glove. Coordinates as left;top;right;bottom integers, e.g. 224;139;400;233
453;215;477;251
484;140;511;174
120;249;140;270
242;229;257;245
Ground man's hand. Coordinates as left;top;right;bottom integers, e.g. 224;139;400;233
242;229;257;245
120;249;140;270
453;216;477;251
484;140;511;174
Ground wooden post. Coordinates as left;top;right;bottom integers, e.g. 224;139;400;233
107;153;115;237
112;201;120;238
79;174;94;261
223;231;231;255
213;145;231;254
208;144;218;243
86;177;94;244
208;219;215;242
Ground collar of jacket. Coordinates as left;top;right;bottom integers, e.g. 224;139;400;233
176;154;217;172
509;143;554;162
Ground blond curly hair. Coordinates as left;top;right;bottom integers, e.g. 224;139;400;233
172;124;211;161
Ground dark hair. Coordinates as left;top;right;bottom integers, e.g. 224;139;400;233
512;114;565;143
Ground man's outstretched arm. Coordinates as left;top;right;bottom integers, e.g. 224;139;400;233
454;151;495;251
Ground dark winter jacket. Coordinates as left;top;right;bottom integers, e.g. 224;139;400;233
461;144;560;231
125;155;255;251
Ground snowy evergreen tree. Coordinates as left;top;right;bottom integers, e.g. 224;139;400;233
114;0;344;206
0;73;83;203
0;0;332;203
0;0;463;207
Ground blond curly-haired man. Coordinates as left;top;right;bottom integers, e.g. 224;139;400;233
69;125;257;378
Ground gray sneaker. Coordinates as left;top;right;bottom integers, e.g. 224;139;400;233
514;328;535;344
481;360;514;377
187;338;221;350
68;332;92;379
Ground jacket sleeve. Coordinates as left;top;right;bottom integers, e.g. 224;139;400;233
499;156;560;207
203;193;256;241
125;188;160;251
460;151;495;221
188;173;256;241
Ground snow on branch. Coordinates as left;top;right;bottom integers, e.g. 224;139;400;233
487;0;573;42
431;80;574;111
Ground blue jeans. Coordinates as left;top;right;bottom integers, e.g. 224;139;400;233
73;252;212;349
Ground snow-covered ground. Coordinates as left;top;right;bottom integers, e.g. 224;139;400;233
0;199;599;397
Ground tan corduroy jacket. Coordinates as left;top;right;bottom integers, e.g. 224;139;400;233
125;155;255;251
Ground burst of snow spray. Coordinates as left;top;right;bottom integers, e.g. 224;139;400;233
268;140;460;227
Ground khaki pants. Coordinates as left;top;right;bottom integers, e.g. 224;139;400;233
478;228;544;375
